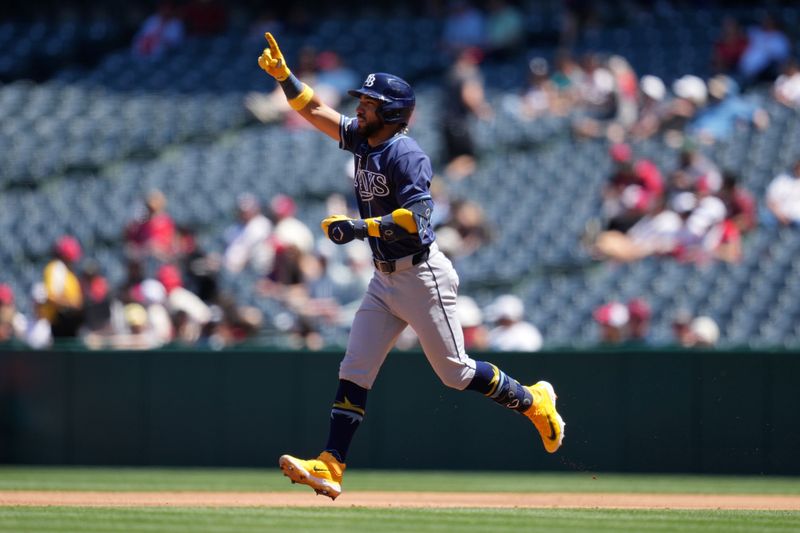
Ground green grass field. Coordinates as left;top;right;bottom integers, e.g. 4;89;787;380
1;467;799;532
2;507;798;533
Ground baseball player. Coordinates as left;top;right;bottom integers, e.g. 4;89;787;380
258;33;564;500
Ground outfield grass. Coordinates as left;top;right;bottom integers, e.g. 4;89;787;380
1;468;798;532
0;466;799;494
0;507;798;533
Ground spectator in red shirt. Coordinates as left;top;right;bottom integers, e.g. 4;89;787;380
626;298;652;346
716;171;757;235
181;0;228;36
712;16;748;75
713;218;743;264
603;143;664;232
0;283;25;344
124;189;177;262
79;261;112;336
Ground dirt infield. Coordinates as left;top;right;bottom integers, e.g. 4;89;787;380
1;491;800;510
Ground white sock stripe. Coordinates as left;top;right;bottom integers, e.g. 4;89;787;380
490;372;507;399
331;408;364;422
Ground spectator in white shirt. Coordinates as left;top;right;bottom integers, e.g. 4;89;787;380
774;60;800;109
223;193;274;274
485;295;543;352
158;264;211;334
765;160;800;227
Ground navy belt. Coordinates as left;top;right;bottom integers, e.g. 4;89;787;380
373;247;430;274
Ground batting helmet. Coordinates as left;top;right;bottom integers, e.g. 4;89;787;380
348;73;415;126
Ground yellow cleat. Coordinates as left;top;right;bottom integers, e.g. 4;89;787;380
279;451;345;500
524;381;565;453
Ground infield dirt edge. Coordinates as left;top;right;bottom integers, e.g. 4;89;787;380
1;491;800;510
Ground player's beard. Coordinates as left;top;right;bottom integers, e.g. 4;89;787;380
357;117;383;138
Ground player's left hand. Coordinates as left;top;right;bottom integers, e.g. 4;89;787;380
321;215;367;245
258;32;291;81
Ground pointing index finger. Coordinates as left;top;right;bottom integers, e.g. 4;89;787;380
264;32;280;55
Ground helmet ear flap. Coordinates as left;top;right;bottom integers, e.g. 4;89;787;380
378;99;415;126
378;106;397;125
375;106;387;126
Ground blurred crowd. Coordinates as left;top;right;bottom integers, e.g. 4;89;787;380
1;190;263;351
2;0;799;351
588;144;758;266
433;7;798;271
0;184;501;351
592;298;721;348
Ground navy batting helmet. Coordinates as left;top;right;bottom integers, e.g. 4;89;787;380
348;73;415;126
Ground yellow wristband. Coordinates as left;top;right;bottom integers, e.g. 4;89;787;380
365;217;382;238
288;84;314;110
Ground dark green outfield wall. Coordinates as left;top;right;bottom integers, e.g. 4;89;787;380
0;348;798;474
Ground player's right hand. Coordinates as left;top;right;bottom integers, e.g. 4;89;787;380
321;215;366;245
258;32;291;81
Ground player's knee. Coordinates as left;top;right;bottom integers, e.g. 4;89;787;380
435;365;472;391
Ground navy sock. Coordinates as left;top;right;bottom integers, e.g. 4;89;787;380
324;379;368;462
466;361;533;413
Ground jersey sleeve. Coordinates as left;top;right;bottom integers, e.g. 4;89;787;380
338;116;362;153
391;147;433;207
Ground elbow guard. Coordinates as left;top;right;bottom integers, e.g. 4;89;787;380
364;199;433;242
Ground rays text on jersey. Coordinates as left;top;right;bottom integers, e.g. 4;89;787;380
355;169;390;200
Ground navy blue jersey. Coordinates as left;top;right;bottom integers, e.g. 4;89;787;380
339;116;435;261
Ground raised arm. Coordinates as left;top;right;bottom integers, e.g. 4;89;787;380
257;32;342;141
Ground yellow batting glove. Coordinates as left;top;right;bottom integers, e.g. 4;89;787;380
257;32;291;81
321;214;351;235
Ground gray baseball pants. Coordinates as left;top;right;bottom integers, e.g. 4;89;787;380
339;242;477;390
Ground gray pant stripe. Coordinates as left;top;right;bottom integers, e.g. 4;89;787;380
425;259;460;359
